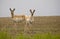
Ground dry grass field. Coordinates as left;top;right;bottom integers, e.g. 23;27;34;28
0;16;60;39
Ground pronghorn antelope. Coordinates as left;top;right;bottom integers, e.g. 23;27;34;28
9;8;26;32
24;9;35;34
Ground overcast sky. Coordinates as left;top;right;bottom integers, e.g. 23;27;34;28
0;0;60;17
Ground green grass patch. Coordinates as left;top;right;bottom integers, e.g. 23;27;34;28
0;31;12;39
0;31;60;39
16;33;60;39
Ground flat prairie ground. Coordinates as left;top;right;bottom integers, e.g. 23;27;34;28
0;16;60;39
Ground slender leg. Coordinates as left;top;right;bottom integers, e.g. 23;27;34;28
24;21;27;34
24;21;29;35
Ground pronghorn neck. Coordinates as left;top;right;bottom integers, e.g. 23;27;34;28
30;15;33;20
11;12;14;18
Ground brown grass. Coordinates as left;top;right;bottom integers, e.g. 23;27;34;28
0;16;60;36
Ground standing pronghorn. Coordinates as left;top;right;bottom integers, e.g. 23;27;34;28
9;8;25;33
24;9;35;34
9;8;35;34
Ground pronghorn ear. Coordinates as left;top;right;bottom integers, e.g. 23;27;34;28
30;9;32;13
33;10;35;13
9;8;12;11
13;8;15;11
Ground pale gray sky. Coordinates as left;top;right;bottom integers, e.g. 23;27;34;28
0;0;60;17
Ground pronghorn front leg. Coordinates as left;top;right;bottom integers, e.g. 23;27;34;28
24;21;29;34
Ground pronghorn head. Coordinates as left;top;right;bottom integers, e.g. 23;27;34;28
30;9;35;16
9;8;15;18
